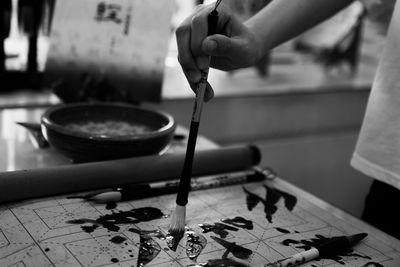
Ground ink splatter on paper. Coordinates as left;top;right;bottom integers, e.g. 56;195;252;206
186;230;207;260
187;258;247;266
109;235;126;244
211;236;253;259
66;207;164;232
275;227;291;234
137;233;161;267
242;185;297;223
199;222;239;238
221;216;254;230
282;234;371;264
361;262;384;267
166;228;185;252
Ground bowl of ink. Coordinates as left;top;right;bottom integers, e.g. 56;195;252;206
41;102;176;162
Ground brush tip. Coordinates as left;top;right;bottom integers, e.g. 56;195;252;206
166;205;186;251
169;205;186;228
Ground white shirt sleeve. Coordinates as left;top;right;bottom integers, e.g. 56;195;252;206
351;1;400;190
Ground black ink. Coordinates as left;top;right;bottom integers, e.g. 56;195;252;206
66;207;164;232
282;234;368;265
199;222;238;238
271;186;297;211
110;235;126;244
243;186;263;211
82;225;99;233
186;231;207;260
105;202;117;210
127;228;164;266
188;258;247;267
275;227;291;234
166;229;184;252
242;185;297;223
137;233;161;267
361;262;384;267
44;248;50;252
282;238;298;246
211;236;252;259
111;258;119;263
221;216;253;230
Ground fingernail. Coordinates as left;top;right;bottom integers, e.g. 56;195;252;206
187;70;201;83
203;39;217;53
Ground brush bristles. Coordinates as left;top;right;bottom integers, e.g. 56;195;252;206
166;205;186;251
169;205;186;232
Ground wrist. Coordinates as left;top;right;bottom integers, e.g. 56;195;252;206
245;24;268;66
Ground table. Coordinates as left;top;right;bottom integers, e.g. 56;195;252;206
0;106;399;267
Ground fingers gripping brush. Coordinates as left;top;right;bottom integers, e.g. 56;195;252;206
166;3;220;251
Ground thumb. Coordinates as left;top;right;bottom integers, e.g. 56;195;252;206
202;35;243;57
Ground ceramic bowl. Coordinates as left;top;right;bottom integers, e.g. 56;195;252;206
41;102;176;162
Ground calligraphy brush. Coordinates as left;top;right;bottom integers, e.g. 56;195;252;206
167;1;221;250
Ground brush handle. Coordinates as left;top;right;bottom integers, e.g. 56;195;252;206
175;9;220;206
176;79;206;206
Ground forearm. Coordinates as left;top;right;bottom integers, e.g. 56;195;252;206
245;0;355;58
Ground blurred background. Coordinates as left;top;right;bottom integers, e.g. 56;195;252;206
0;0;391;92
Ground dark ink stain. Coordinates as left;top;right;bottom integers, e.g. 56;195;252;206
242;186;274;223
282;234;369;265
275;227;291;234
66;207;164;232
242;186;263;211
106;201;117;210
67;219;90;224
110;235;126;244
166;229;184;252
221;216;253;230
127;227;163;266
199;222;238;238
82;224;99;233
282;238;298;246
111;258;119;263
186;231;207;260
188;258;247;267
361;262;384;267
242;185;297;223
137;233;161;267
211;236;252;259
44;248;50;252
267;185;297;211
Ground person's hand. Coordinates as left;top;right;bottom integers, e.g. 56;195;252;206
175;3;261;101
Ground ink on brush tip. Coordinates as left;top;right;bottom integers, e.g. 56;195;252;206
167;205;186;251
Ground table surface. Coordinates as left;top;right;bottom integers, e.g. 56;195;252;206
0;107;400;267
